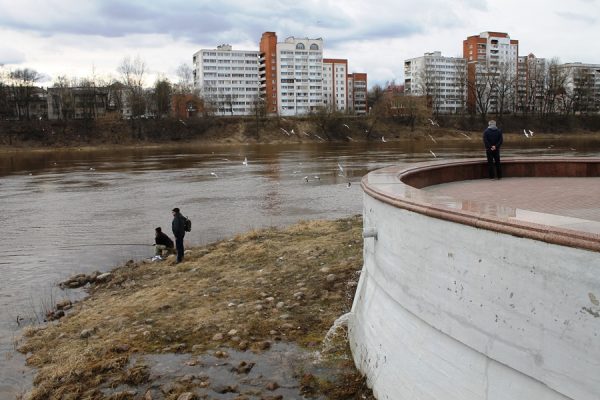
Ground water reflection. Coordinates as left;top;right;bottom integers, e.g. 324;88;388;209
1;138;599;396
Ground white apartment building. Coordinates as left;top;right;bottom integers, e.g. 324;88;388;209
348;73;368;114
404;51;467;114
560;62;600;113
322;59;348;112
193;44;260;116
276;37;324;116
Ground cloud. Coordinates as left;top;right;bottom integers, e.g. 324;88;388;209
0;46;26;65
556;11;597;24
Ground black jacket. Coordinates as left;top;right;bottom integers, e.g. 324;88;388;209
155;231;174;248
172;213;186;239
483;126;503;150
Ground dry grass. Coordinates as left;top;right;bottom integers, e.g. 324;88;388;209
18;216;367;399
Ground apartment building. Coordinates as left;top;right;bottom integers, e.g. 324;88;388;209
348;73;368;114
516;53;547;114
259;32;278;115
404;51;467;114
193;44;260;116
463;32;519;113
560;62;600;113
323;58;348;111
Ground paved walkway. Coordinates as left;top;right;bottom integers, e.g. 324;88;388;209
424;177;600;223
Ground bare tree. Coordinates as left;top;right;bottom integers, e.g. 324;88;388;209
175;63;195;95
468;63;497;121
117;55;147;118
495;62;517;118
154;78;172;118
540;58;568;117
9;68;42;120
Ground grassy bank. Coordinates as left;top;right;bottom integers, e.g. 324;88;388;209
18;216;373;400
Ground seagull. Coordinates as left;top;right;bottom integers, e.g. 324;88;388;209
220;158;230;161
179;119;187;126
458;132;471;140
314;134;325;141
547;145;554;149
242;157;248;166
570;147;576;151
528;130;534;136
346;136;355;142
293;170;300;174
381;136;387;143
523;129;530;138
280;128;290;136
302;131;310;136
337;162;345;176
303;176;309;182
427;133;437;143
346;182;351;188
314;175;320;180
428;118;439;126
290;129;295;135
429;150;437;158
343;124;350;129
89;167;95;171
210;172;218;178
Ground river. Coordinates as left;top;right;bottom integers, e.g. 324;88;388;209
1;137;599;397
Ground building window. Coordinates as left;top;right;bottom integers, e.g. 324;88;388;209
310;44;319;50
296;43;305;50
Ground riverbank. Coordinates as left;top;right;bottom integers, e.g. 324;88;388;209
2;115;599;152
17;216;373;400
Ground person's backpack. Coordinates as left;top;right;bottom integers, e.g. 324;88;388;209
183;216;192;232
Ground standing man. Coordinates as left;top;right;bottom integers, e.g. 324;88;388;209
483;120;503;180
171;207;186;263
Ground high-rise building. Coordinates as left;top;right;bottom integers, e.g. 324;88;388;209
463;32;519;113
516;53;547;114
193;44;260;116
404;51;467;114
559;62;600;114
259;32;278;115
274;36;324;116
323;59;348;111
348;73;368;114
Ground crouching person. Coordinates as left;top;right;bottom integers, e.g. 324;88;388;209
154;227;174;257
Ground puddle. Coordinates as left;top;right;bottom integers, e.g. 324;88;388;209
103;342;328;399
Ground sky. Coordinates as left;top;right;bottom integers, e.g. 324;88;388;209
0;0;599;88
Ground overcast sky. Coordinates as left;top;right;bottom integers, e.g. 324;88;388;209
1;0;598;88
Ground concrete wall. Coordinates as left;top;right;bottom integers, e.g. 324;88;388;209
350;193;600;400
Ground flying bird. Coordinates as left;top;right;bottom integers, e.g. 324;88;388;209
427;133;437;143
210;172;218;178
523;129;530;138
343;124;350;129
346;136;355;142
280;128;290;136
302;131;310;136
428;118;439;126
528;130;534;136
429;150;437;158
337;162;345;176
458;132;471;140
314;134;325;141
243;157;248;166
290;129;295;135
381;136;387;143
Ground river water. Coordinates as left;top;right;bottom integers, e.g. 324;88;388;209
1;137;598;397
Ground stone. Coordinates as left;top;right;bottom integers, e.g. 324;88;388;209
238;340;249;351
96;272;112;282
279;314;290;320
276;301;285;309
177;393;196;400
326;274;336;282
79;328;95;339
112;344;130;353
227;329;238;336
232;360;255;374
266;297;275;302
293;292;305;299
212;333;224;341
265;381;280;391
213;384;238;394
320;267;330;273
56;299;72;310
258;340;271;350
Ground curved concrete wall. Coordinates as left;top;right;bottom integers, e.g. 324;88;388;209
350;159;600;400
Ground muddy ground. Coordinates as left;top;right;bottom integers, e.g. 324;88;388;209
17;216;375;400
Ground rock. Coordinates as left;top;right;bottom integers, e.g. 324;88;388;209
213;384;238;394
112;344;130;353
178;374;195;383
261;396;283;400
177;393;196;400
258;340;271;350
265;381;280;391
347;280;358;288
79;328;95;339
231;360;255;374
231;336;241;342
144;389;155;400
212;333;224;341
192;345;203;352
227;329;238;336
238;340;249;351
281;323;294;330
46;310;65;321
96;272;112;282
255;305;264;311
326;274;336;282
320;267;330;273
269;330;278;335
214;350;229;358
265;297;275;302
56;299;72;310
293;292;304;299
276;301;285;309
144;319;155;325
279;314;290;320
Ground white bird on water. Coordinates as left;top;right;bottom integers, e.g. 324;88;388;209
210;172;218;178
290;129;295;135
429;150;437;158
303;176;309;182
381;136;387;143
243;157;248;166
528;130;534;136
523;129;530;138
346;182;351;188
314;176;320;180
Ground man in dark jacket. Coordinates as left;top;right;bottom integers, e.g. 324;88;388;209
154;227;174;257
171;207;186;263
483;120;503;179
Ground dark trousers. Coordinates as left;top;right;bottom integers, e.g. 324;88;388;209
175;236;184;262
486;149;502;179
